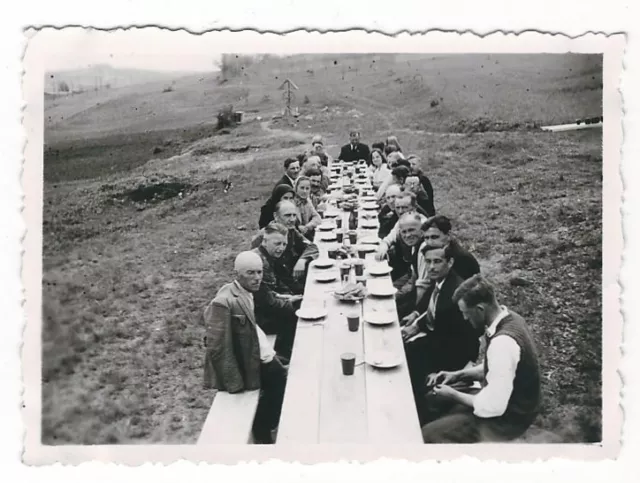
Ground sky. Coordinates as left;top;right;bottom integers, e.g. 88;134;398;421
29;28;224;72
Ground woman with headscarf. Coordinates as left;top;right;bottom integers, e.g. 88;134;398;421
258;184;296;228
368;148;392;191
293;175;321;240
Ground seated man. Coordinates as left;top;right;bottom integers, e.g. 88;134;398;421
376;191;429;262
338;130;370;163
305;168;327;211
383;213;425;318
251;200;319;292
302;155;330;190
400;245;480;423
378;184;402;239
203;251;288;444
421;274;541;443
252;222;304;358
419;215;480;282
274;157;301;190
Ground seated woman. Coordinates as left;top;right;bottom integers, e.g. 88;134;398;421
293;176;321;240
258;184;295;229
368;148;392;192
385;135;404;155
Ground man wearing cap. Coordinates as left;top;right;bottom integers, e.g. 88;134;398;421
421;275;541;443
338;130;370;163
203;251;288;444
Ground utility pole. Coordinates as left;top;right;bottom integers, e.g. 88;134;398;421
278;78;299;117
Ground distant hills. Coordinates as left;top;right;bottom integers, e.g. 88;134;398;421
45;64;205;93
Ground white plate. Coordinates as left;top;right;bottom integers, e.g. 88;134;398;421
312;258;335;269
296;307;328;320
368;286;398;297
361;203;379;211
361;196;377;202
355;244;377;253
359;235;380;245
323;212;340;218
314;272;337;283
365;350;403;369
360;221;378;229
364;310;396;326
319;233;337;242
367;263;392;276
318;223;335;231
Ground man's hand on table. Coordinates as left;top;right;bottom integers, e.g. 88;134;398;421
375;243;389;261
277;294;303;303
426;370;459;389
401;322;421;342
400;311;419;327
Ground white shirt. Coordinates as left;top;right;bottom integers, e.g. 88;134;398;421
473;306;521;418
234;281;276;363
286;174;297;187
370;164;392;189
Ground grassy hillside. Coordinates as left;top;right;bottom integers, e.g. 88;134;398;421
45;54;601;144
42;54;603;444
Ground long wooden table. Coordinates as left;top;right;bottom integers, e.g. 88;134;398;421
276;167;423;444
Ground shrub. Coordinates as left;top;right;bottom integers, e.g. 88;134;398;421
216;105;237;130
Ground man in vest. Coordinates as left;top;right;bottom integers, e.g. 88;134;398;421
421;274;541;443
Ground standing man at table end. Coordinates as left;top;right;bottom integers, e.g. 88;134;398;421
338;130;370;163
421;274;541;443
203;251;288;444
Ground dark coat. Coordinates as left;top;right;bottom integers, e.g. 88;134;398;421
449;238;481;281
416;270;480;369
252;246;297;297
273;174;294;191
417;173;436;216
203;282;262;393
338;142;371;163
251;227;319;294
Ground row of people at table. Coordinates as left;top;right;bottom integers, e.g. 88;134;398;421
203;130;540;444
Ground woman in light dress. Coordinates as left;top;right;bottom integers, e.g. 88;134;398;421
368;148;392;192
293;176;322;240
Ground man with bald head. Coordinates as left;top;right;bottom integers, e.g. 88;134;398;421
251;200;319;292
203;251;288;443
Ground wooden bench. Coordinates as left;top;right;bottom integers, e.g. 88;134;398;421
198;334;277;444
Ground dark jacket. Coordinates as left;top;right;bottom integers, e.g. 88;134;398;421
417;173;436;216
203;282;262;393
338;142;371;163
273;174;294;191
251;227;319;293
378;205;398;239
416;270;480;369
252;246;297;296
449;238;481;281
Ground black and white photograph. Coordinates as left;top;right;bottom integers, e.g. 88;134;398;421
20;28;623;463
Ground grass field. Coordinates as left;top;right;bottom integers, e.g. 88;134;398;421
42;54;602;444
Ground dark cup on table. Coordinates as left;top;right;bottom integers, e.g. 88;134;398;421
339;262;351;282
347;314;360;332
353;259;364;276
341;353;356;375
336;231;344;243
336;218;343;229
328;248;338;259
348;230;358;244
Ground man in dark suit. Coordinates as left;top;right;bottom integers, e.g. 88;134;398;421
203;251;288;443
401;244;480;423
273;157;301;191
338;130;370;163
420;216;480;281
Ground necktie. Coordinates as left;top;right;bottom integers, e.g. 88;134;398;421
425;284;441;331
